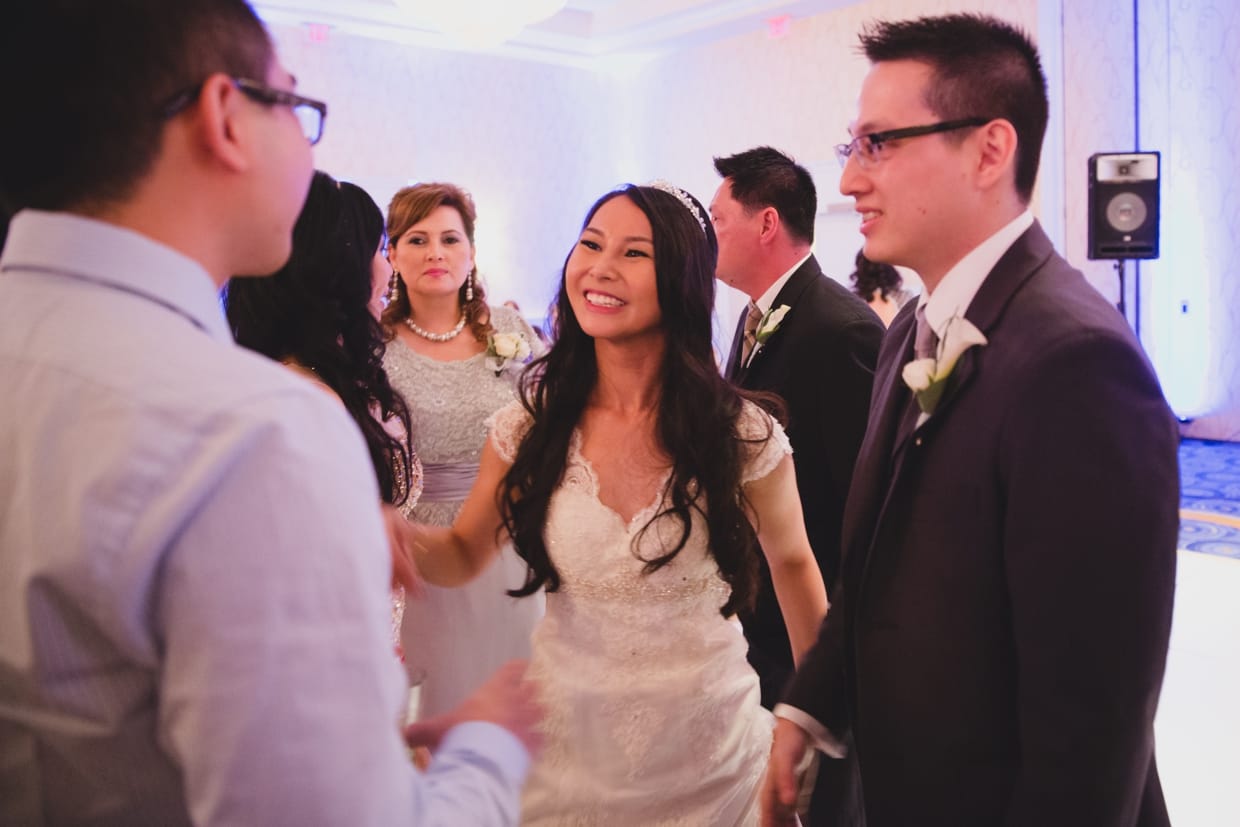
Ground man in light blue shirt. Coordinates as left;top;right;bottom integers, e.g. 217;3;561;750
0;2;538;824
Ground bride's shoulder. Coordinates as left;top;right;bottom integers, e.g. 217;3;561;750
736;398;781;438
486;399;533;463
736;399;791;482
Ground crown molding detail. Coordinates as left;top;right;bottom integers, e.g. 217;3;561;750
254;0;857;69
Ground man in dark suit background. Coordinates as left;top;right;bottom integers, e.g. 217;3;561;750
711;147;882;711
763;14;1179;827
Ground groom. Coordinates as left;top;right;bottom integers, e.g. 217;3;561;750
764;13;1179;826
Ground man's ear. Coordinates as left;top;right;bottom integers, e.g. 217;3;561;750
195;73;251;173
758;206;781;244
974;118;1018;191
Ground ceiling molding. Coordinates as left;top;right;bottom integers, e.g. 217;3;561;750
254;0;858;69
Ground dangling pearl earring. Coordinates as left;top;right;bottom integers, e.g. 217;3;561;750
389;269;401;296
465;270;475;303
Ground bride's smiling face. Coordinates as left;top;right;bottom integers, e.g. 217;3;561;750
565;195;663;343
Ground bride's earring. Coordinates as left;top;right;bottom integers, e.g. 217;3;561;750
465;270;475;303
389;269;401;297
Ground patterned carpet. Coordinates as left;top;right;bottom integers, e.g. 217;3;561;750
1179;439;1240;559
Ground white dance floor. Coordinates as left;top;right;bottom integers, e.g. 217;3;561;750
1157;549;1240;826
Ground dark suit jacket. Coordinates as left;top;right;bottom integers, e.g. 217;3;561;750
725;254;883;708
784;223;1179;827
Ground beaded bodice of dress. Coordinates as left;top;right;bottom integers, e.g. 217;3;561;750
491;401;787;671
384;304;537;527
545;433;733;637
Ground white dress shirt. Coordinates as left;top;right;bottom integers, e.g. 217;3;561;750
0;211;528;826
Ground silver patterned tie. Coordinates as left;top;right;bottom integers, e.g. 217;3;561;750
914;305;938;360
740;302;764;367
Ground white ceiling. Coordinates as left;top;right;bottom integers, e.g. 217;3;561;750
253;0;858;67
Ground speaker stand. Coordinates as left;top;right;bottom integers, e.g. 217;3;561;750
1115;259;1127;320
1114;258;1143;341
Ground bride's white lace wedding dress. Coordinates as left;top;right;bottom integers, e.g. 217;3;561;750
490;399;790;826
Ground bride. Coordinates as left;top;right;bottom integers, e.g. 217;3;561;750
402;182;827;825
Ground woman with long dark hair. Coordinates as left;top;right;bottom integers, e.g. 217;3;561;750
225;170;421;640
401;182;826;824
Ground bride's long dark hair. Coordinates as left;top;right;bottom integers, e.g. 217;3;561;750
502;184;772;617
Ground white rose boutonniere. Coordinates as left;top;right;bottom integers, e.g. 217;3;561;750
485;331;533;376
755;304;791;345
901;315;987;415
745;304;791;367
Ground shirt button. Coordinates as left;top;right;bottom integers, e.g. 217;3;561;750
914;436;923;447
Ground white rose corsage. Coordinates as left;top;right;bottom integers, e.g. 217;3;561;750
746;304;790;366
484;331;533;376
901;314;987;415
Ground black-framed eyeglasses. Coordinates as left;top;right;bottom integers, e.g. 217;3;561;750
834;118;990;169
159;77;328;145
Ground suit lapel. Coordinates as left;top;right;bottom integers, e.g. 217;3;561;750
880;221;1058;486
734;256;821;382
845;223;1060;614
902;221;1056;435
877;307;919;464
723;307;747;381
839;302;917;563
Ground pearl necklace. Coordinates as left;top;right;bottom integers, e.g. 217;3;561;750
404;313;467;342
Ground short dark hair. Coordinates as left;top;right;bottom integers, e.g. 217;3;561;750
225;171;413;506
0;0;272;214
859;13;1048;202
713;147;817;245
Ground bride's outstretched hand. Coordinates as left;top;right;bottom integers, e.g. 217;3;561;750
382;505;423;598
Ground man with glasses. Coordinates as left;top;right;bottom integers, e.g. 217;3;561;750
0;2;537;824
764;13;1178;826
161;76;330;146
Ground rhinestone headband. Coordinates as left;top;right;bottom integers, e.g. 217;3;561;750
647;179;707;235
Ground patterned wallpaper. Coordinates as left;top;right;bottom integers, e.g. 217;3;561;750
1063;0;1240;438
269;23;632;323
266;0;1239;437
1149;0;1240;438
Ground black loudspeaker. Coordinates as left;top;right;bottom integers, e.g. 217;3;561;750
1088;151;1160;259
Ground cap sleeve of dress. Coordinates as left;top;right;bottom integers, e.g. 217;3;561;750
738;399;792;484
485;399;532;464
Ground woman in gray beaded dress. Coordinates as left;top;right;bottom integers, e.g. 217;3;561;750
381;182;545;718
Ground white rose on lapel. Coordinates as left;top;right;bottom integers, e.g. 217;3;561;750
485;331;533;375
901;314;987;415
755;304;791;344
902;357;936;393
